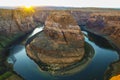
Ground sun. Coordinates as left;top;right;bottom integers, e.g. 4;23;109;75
24;5;32;9
23;5;35;13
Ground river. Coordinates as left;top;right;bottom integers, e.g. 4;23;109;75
7;26;119;80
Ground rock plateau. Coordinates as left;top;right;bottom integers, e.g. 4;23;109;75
26;11;84;71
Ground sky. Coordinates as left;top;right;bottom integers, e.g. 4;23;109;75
0;0;120;8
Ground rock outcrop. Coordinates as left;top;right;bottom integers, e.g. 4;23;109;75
26;11;84;71
85;12;120;48
0;9;49;54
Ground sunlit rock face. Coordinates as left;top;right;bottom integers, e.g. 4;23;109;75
0;9;36;34
0;8;49;37
26;11;84;71
44;11;84;47
0;8;47;53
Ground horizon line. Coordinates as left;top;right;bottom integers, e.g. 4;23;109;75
0;5;120;9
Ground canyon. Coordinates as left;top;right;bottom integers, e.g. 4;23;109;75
1;8;120;53
0;7;120;80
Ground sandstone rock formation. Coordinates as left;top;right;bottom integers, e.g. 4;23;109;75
0;9;48;34
85;12;120;48
0;9;49;54
26;11;84;71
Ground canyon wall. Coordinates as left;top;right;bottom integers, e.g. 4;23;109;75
0;9;49;54
85;11;120;48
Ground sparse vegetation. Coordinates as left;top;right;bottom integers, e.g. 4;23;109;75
0;72;12;80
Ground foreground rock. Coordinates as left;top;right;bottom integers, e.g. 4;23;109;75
26;11;84;71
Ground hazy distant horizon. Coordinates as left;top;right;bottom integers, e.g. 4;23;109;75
0;6;120;10
0;0;120;8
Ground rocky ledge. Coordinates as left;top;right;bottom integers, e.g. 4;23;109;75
26;11;84;71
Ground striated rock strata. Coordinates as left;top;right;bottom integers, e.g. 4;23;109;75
0;9;49;54
26;11;84;71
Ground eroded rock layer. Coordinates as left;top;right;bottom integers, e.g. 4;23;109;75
26;11;84;70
